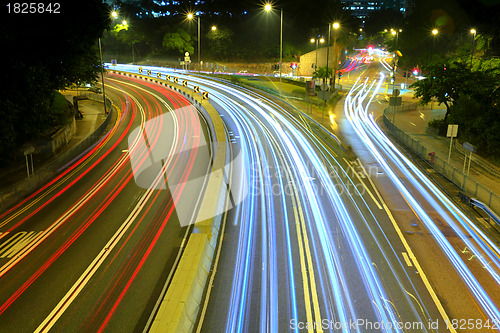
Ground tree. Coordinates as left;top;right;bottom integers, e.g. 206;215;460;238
313;66;333;79
206;27;233;60
412;61;500;156
162;29;194;55
411;62;474;120
0;1;109;164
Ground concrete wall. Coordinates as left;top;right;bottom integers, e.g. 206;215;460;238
299;45;344;76
35;117;76;156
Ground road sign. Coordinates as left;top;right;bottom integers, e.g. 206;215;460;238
139;67;143;73
447;124;458;138
193;86;200;93
447;124;459;163
156;72;161;78
23;146;35;156
202;92;209;100
318;91;330;101
389;96;402;106
185;52;189;57
463;142;475;153
182;80;188;87
306;81;315;96
173;77;178;83
166;75;171;81
393;89;400;97
147;69;151;75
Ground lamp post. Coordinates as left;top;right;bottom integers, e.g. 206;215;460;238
264;4;282;96
187;13;201;70
431;28;439;63
310;37;324;71
98;38;107;114
331;22;340;91
470;28;477;67
390;29;402;88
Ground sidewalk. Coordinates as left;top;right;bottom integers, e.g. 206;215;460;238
388;102;500;194
0;93;109;211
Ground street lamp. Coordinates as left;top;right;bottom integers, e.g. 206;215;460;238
431;28;439;63
470;28;477;67
111;11;118;19
331;22;340;90
211;25;217;31
187;13;201;69
310;37;324;71
264;3;283;96
389;28;402;123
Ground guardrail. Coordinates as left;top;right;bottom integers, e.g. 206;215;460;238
459;192;500;231
470;198;500;226
0;95;114;211
110;70;230;333
382;108;500;217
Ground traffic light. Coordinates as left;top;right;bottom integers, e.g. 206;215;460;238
412;68;419;76
390;77;395;84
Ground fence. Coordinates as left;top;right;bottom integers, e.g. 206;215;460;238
0;95;114;211
383;108;500;216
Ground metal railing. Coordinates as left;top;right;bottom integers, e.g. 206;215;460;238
383;108;500;216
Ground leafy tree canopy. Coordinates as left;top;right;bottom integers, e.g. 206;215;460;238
0;1;110;164
162;28;194;55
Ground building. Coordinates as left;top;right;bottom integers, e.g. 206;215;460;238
341;0;410;21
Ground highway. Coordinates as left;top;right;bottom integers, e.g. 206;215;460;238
109;64;465;332
1;58;498;332
107;62;500;332
0;73;212;332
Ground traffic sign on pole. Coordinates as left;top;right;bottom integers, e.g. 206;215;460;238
157;72;161;78
147;69;151;75
183;80;188;87
194;86;200;93
447;124;459;163
139;67;143;73
202;92;209;100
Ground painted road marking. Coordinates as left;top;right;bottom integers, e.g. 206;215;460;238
402;252;413;267
0;231;44;258
381;202;457;333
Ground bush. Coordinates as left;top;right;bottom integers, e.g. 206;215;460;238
427;118;448;136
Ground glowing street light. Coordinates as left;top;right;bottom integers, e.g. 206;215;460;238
264;3;283;95
187;13;201;68
470;28;477;66
310;37;324;70
431;29;439;62
331;22;340;90
111;11;118;19
211;25;217;31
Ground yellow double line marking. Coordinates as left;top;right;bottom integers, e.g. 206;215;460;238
289;180;323;332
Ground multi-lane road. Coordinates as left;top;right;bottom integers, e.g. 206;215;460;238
0;73;211;332
0;55;499;332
